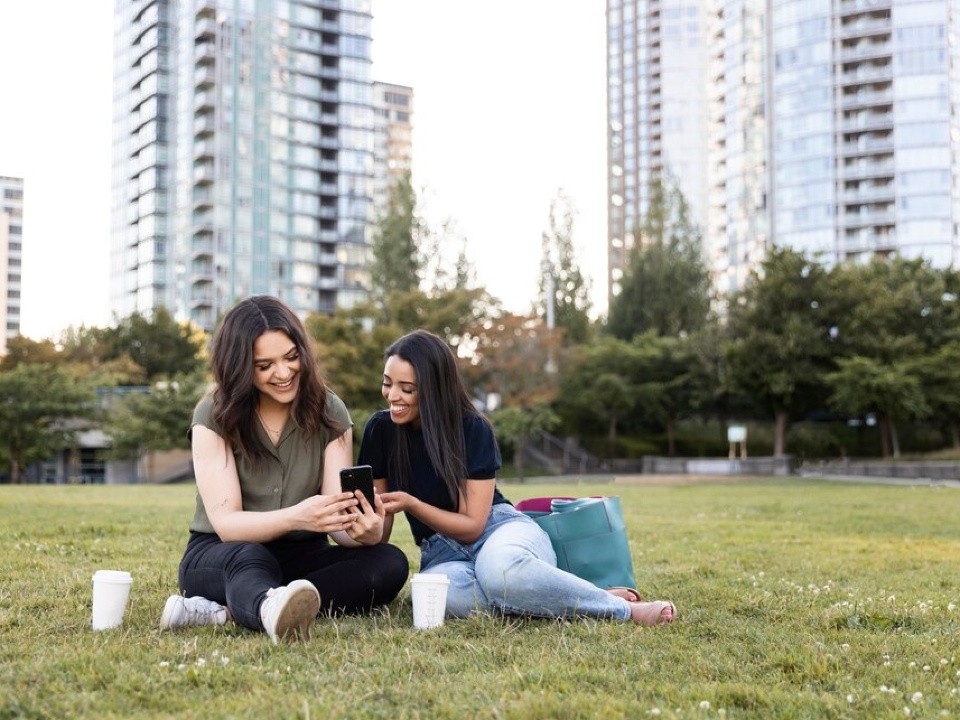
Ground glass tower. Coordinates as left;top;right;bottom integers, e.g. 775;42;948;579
611;0;960;300
0;175;23;353
111;0;375;330
606;0;711;299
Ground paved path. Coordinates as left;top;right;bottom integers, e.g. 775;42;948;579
506;473;960;489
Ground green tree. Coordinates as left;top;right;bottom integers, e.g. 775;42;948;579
0;364;96;483
490;403;559;480
915;343;960;448
388;287;495;351
554;336;642;453
370;170;423;303
537;191;592;345
306;303;405;412
0;336;62;370
103;370;209;459
606;177;710;340
466;313;564;411
825;356;929;458
96;308;205;382
722;248;835;456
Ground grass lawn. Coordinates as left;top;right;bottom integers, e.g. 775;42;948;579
1;478;958;719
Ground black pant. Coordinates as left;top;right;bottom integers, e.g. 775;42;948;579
178;532;409;630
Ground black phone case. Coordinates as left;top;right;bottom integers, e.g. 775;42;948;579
339;465;375;507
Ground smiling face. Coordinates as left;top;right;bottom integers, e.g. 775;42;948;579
382;354;420;427
252;330;301;408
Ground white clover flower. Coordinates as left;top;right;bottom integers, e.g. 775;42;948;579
939;658;948;666
923;665;931;672
196;657;206;667
911;692;923;704
699;701;711;710
650;710;661;717
159;661;170;668
177;663;186;671
909;661;917;669
841;643;850;651
903;708;911;716
220;656;230;665
846;694;855;703
947;603;956;612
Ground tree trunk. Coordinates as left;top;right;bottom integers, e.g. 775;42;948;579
10;456;21;484
773;410;789;457
666;416;676;457
607;415;618;455
878;413;892;458
889;420;901;459
950;423;959;450
514;436;526;482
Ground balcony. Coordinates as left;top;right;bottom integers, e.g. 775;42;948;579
841;112;894;133
195;91;214;112
839;17;892;40
842;160;895;181
192;187;213;209
195;18;216;41
842;208;896;228
193;139;214;161
839;63;893;86
841;137;894;156
195;65;215;88
195;42;215;63
191;235;214;258
843;185;895;203
194;114;215;137
841;88;893;110
838;41;892;64
839;0;892;15
193;163;215;184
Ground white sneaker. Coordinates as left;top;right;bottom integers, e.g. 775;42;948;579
160;595;228;630
259;579;320;644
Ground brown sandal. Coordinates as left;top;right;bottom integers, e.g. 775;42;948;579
607;586;644;602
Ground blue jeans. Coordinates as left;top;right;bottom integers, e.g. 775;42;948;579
419;504;631;621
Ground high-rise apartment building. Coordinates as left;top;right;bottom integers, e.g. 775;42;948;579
606;0;711;299
0;176;23;354
609;0;960;300
111;0;376;330
372;81;413;218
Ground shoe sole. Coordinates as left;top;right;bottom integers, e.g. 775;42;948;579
273;583;320;643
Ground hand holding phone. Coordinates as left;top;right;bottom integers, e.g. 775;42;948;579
339;465;376;510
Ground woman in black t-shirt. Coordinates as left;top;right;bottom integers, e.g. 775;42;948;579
358;329;675;626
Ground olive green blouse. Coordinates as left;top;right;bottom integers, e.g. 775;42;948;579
188;390;352;537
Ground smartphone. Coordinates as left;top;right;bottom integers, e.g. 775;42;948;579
339;464;376;509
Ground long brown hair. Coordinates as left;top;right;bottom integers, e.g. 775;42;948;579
210;295;346;463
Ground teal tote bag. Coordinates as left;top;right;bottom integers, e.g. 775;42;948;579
516;496;638;591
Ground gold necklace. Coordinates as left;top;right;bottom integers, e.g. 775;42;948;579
256;410;284;438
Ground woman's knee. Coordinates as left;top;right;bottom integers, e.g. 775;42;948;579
364;543;411;599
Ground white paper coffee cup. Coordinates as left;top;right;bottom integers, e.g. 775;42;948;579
410;572;449;629
92;570;133;631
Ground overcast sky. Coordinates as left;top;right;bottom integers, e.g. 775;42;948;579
0;1;607;340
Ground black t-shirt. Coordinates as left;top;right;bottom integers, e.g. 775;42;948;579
357;409;510;545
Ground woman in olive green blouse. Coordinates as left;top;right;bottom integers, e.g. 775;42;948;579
160;295;408;643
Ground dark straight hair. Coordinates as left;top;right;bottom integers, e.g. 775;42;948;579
209;295;346;464
385;329;486;506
